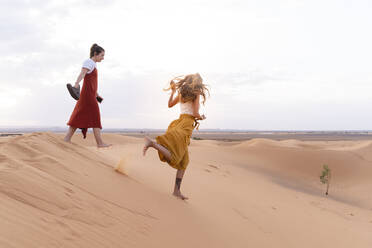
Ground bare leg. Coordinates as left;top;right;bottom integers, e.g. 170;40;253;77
173;169;188;200
93;128;112;148
143;136;171;161
64;126;77;143
143;137;187;200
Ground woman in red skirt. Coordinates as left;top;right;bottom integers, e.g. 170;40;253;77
64;44;111;148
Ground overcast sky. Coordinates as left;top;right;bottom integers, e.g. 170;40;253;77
1;0;372;130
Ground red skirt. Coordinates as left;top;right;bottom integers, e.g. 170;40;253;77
67;68;102;130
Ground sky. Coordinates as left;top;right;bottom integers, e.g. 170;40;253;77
1;0;372;130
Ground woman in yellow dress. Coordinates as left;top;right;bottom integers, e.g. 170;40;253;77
143;73;209;200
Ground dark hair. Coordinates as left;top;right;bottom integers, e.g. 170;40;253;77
90;43;105;58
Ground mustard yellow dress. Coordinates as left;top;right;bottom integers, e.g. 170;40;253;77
156;114;198;170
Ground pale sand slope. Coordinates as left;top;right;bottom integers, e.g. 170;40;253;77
0;133;371;248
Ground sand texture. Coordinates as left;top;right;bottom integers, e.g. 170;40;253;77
0;132;371;247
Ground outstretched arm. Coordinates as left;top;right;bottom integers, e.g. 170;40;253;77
74;68;89;88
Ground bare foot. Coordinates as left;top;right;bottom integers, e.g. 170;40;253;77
173;191;189;200
97;143;112;148
143;136;154;156
63;137;71;143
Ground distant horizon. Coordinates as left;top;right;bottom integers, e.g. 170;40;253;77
2;126;372;133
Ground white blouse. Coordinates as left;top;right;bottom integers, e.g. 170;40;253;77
82;59;96;74
180;101;194;115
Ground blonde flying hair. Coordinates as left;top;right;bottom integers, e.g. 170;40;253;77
165;73;209;104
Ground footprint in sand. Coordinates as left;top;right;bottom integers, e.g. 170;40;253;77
223;170;231;177
232;208;271;234
204;164;219;173
207;164;220;170
64;187;75;197
64;187;74;194
205;164;231;177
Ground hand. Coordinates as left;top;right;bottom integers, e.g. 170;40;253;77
74;82;80;89
201;114;206;120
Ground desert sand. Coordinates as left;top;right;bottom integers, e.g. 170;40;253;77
0;132;371;247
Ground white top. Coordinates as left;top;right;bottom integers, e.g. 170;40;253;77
180;101;194;115
82;58;96;74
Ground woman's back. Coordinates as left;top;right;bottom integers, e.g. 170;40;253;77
180;100;193;115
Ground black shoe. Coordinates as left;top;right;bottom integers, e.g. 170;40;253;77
67;83;80;100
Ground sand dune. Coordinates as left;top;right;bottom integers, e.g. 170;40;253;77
0;132;371;247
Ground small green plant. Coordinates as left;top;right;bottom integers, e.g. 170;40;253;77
320;165;331;195
192;137;203;140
